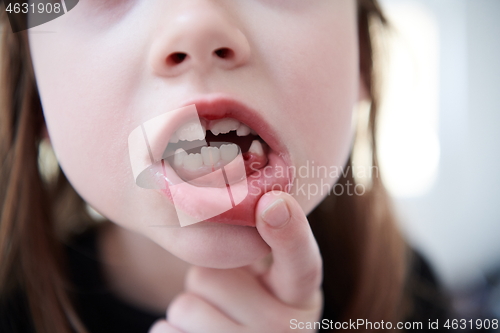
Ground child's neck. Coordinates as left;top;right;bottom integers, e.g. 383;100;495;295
97;222;190;315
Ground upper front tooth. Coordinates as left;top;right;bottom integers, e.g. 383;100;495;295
236;124;251;136
176;121;206;142
169;132;179;143
173;148;187;167
183;153;203;171
201;146;221;166
220;144;239;162
210;118;240;136
248;140;264;157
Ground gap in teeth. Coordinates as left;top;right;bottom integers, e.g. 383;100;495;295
170;117;257;143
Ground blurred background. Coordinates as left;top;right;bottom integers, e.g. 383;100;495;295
377;0;500;321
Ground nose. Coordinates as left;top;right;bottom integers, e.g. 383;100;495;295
149;2;251;77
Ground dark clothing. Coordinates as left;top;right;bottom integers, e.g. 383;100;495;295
1;225;452;332
65;227;163;332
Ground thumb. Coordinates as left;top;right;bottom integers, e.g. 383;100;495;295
149;320;184;333
255;191;323;309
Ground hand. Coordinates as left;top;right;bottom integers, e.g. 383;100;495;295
149;191;324;333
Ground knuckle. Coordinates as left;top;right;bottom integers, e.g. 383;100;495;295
167;293;200;322
186;266;215;289
294;259;323;291
187;266;245;291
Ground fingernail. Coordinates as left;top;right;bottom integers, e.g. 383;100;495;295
262;198;290;228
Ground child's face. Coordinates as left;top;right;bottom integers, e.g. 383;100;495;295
30;1;359;267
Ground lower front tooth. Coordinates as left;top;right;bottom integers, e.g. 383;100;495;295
220;144;239;162
201;146;220;166
248;140;264;157
183;153;203;171
174;148;187;167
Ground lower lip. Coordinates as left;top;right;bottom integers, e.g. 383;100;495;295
159;149;291;227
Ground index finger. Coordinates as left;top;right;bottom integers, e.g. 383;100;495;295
255;191;323;309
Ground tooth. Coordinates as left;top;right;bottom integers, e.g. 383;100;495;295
176;121;206;141
248;140;264;157
210;147;221;165
210;118;240;136
201;147;209;165
169;132;179;143
201;146;220;166
250;129;257;136
183;153;203;171
236;124;251;136
173;148;187;167
220;144;239;162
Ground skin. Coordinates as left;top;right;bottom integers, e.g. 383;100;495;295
29;0;361;331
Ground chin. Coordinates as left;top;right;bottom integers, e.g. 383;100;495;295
153;222;271;269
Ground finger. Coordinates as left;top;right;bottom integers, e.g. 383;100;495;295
167;292;241;333
185;266;281;325
255;191;323;309
149;320;185;333
245;253;272;276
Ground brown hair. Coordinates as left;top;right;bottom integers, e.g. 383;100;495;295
0;1;408;332
309;1;409;327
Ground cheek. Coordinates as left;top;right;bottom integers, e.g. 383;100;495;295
270;15;358;212
29;26;176;235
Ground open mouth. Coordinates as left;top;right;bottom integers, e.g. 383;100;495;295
128;98;292;227
163;117;269;187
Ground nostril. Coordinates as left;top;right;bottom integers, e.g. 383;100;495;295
167;52;188;66
214;48;234;60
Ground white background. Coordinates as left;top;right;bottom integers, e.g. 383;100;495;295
379;0;500;288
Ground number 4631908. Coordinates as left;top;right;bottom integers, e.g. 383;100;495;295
6;2;61;14
444;319;498;330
